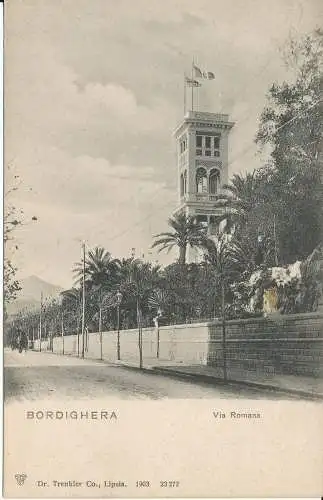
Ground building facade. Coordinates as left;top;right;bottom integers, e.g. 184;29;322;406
173;110;235;262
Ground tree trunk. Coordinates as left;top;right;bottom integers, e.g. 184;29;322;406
137;299;143;369
221;283;227;381
156;326;160;358
99;305;103;360
77;318;80;357
179;245;186;266
61;311;65;356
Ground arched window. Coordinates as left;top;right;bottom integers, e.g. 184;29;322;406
183;170;187;194
196;167;207;193
209;169;220;194
180;173;184;197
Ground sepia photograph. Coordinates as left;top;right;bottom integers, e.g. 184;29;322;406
3;0;323;497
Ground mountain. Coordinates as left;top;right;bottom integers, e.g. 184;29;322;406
6;275;64;316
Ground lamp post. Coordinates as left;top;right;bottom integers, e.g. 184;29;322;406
154;308;162;359
116;291;123;361
81;241;86;359
39;292;43;352
59;295;65;356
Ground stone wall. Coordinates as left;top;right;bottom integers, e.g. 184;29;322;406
207;312;323;377
34;313;323;378
35;322;210;366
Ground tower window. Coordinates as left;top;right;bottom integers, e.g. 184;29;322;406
184;170;187;194
196;167;207;193
179;136;187;155
180;173;184;197
195;133;221;157
209;169;220;194
180;170;188;197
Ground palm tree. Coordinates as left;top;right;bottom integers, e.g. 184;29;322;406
202;234;245;380
152;213;206;266
213;171;262;233
148;288;171;358
119;259;161;368
73;246;119;345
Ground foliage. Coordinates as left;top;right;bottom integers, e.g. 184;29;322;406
4;174;24;306
152;213;207;265
256;29;323;262
73;246;120;332
4;167;38;307
213;171;263;232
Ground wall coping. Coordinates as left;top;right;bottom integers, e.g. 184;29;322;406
206;311;323;327
69;312;323;338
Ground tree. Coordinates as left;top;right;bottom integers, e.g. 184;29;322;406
4;186;23;307
256;29;323;262
60;288;82;331
213;171;263;232
148;288;171;357
119;259;161;368
202;234;245;380
210;171;280;269
4;167;38;310
73;246;119;334
152;213;206;266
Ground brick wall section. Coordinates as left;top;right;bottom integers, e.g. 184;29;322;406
207;313;323;377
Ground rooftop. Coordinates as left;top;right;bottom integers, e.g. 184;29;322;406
184;111;229;122
173;110;234;137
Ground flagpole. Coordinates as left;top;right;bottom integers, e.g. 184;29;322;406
191;59;194;112
184;74;186;115
197;80;199;112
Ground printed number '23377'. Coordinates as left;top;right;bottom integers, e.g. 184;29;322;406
160;481;180;487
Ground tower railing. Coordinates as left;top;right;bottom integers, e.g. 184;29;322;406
186;111;229;122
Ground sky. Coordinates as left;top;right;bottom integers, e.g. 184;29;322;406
5;0;321;289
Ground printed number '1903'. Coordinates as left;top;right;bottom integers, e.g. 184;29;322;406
136;481;150;487
160;481;180;487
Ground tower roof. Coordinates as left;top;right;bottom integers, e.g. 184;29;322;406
174;110;235;137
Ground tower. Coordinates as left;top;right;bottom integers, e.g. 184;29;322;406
173;110;235;262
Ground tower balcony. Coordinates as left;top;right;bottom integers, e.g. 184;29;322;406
195;193;219;202
180;193;222;203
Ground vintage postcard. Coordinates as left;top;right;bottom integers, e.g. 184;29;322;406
3;0;323;497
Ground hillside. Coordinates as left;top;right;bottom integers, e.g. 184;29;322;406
6;276;64;316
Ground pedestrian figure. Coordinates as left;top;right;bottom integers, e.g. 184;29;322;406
18;329;28;353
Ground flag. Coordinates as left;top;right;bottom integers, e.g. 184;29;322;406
185;76;201;87
193;64;204;78
193;64;215;80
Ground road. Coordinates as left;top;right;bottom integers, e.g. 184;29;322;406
4;348;291;401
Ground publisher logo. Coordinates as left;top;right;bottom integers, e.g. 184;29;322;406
15;474;27;486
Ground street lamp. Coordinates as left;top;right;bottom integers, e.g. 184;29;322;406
154;307;162;359
116;291;123;361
